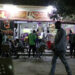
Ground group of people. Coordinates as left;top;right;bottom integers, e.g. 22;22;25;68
0;29;46;58
28;30;46;58
18;21;73;75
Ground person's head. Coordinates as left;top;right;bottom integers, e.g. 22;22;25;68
37;29;39;32
33;30;36;33
70;29;72;33
16;39;19;42
47;30;49;33
55;21;61;29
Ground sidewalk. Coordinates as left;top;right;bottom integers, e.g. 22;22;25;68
18;49;70;56
13;56;75;75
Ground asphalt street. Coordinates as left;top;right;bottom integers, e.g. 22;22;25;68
13;56;75;75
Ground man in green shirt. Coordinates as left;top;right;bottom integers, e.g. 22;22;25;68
28;30;36;57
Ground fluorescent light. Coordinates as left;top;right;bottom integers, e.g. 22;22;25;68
23;28;31;33
3;4;20;16
46;6;57;14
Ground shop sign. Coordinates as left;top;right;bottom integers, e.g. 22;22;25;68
0;10;50;21
0;10;10;19
2;30;13;35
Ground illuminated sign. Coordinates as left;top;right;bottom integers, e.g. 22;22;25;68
0;10;50;21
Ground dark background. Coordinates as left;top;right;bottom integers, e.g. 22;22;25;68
0;0;75;15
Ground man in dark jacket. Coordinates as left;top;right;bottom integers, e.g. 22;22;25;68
68;30;75;58
49;21;72;75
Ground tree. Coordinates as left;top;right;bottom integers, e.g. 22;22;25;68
52;0;75;15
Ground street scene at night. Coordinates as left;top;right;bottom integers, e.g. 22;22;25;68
0;0;75;75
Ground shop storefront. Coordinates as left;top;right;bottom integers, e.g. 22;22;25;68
0;5;56;41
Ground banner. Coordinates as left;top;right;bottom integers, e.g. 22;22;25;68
0;10;50;21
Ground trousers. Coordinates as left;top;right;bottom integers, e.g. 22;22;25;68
28;45;36;57
49;52;72;75
70;43;75;57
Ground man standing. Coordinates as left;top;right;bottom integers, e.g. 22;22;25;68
28;30;36;57
49;21;72;75
68;30;75;58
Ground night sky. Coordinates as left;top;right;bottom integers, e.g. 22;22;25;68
0;0;51;6
0;0;75;6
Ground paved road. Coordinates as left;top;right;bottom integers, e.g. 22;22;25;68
13;56;75;75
